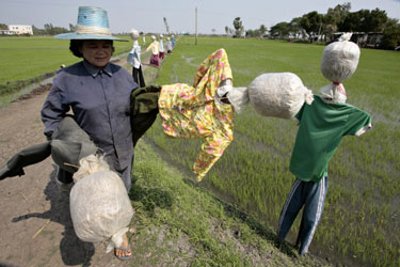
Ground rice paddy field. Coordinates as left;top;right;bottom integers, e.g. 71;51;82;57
0;36;133;85
147;36;400;267
0;36;399;266
0;36;132;102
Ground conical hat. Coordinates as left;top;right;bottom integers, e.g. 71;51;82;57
55;6;127;41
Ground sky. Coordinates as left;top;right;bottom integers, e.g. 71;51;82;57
0;0;399;34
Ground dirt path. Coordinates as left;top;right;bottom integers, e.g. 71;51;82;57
0;75;134;267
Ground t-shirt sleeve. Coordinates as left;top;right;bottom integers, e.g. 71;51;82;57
344;109;372;136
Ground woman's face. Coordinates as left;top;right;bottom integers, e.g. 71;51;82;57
80;40;114;68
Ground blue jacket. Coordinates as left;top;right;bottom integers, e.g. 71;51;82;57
41;60;138;175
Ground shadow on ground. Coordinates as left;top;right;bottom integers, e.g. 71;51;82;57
128;177;174;215
11;166;95;267
183;177;299;258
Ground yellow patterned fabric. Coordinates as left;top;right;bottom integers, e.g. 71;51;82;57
158;49;234;181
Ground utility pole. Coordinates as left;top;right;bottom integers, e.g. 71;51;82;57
163;17;170;34
195;7;198;45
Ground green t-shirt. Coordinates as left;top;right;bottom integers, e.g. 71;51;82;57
290;96;372;182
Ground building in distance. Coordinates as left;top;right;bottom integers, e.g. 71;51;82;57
1;25;33;35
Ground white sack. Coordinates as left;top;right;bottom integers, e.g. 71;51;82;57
320;33;360;83
319;33;360;104
248;72;314;119
70;155;134;249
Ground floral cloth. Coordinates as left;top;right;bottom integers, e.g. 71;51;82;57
158;49;234;181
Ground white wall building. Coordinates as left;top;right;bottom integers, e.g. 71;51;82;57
2;25;33;35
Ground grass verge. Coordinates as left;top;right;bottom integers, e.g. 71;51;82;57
128;139;331;266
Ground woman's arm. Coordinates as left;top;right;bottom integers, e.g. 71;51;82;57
41;83;70;139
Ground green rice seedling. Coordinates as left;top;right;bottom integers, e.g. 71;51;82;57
145;36;400;267
129;139;330;266
2;35;398;266
0;36;131;90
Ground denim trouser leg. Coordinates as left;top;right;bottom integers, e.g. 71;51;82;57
278;179;303;241
297;176;328;255
278;177;328;255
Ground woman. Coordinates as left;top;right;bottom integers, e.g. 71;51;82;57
40;6;137;261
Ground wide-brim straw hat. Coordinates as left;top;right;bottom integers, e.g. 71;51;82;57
55;6;127;41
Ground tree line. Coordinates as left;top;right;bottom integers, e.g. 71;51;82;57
32;23;72;35
0;23;73;36
227;3;400;50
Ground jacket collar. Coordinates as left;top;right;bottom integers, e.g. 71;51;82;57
83;60;112;77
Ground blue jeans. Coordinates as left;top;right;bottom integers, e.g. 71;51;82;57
278;176;328;255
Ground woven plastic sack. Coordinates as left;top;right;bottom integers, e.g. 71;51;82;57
248;72;314;119
320;33;360;83
319;33;360;104
70;155;134;250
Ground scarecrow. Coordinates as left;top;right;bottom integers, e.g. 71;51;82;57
276;33;372;255
145;35;160;67
127;28;146;87
172;33;372;255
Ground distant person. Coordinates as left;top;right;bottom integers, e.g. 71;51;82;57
171;34;176;48
40;6;138;260
158;34;165;60
141;33;146;44
127;28;146;87
145;35;160;67
165;37;173;53
277;33;372;256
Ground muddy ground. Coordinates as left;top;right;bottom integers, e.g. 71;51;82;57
0;82;133;267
